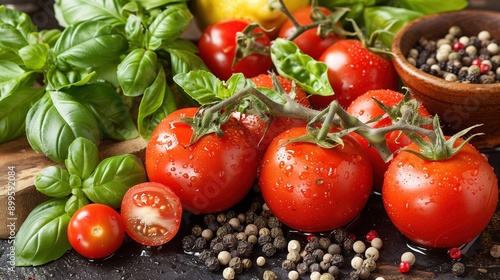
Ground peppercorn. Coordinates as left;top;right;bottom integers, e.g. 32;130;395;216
212;241;226;254
244;224;258;236
256;256;266;266
191;225;203;237
363;258;377;272
228;217;240;230
287;250;301;263
262;270;277;280
204;214;216;225
247;234;258;245
216;223;232;237
254;216;268;229
201;228;214;240
401;251;416;266
296;262;309;275
258;234;273;246
328;265;340;276
223;234;238;251
245;210;257;224
207;221;220;232
271;235;286;251
282;259;296;271
267;216;281;228
259;227;271;237
312;248;325;262
242;258;252;270
270;227;284;238
205;256;221;272
228;257;243;274
235;231;247;242
309;262;320;273
370;238;383;250
319;272;335;280
310;271;321;280
330;254;344;267
193;236;208;251
327;243;341;255
236;240;253;257
452;261;466;276
332;229;348;244
358;265;371;279
262;242;277;257
302;252;316;266
353;240;366;254
365;247;380;261
222;267;235;280
198;249;216;262
217;213;227;224
288;240;301;253
490;244;500;258
320;260;331;271
351;256;364;270
288;270;300;280
182;235;196;251
250;201;262;212
343;238;354;252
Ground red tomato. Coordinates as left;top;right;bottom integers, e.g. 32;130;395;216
146;107;260;214
310;39;398;109
346;89;431;191
278;6;344;60
120;182;182;246
197;19;272;80
67;204;125;259
259;127;373;232
234;73;311;156
382;140;498;248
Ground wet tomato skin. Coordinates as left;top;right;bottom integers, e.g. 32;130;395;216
67;203;125;259
382;140;498;248
346;89;431;192
146;108;260;214
121;182;182;246
259;127;373;232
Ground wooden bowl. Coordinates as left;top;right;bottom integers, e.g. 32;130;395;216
391;10;500;148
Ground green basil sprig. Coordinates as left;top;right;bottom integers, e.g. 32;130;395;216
16;137;147;266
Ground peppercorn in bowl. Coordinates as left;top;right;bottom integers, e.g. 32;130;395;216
391;10;500;148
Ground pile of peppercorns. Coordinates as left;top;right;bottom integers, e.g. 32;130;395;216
181;198;286;279
406;25;500;84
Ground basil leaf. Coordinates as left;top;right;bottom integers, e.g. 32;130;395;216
0;61;31;96
0;86;44;144
397;0;467;14
117;48;158;97
173;70;251;105
124;14;144;46
147;6;192;49
364;6;423;49
15;197;71;266
34;166;72;197
165;38;209;74
25;91;101;163
65;188;89;217
46;68;96;91
39;29;62;47
19;43;49;70
270;38;333;96
0;6;37;51
54;0;127;27
65;137;99;180
69;83;138;140
135;0;188;10
138;67;177;140
53;21;128;68
82;154;147;208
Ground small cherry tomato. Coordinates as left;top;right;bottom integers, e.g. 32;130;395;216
121;182;183;246
67;203;125;259
197;19;272;80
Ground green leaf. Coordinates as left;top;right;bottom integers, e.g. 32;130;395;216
134;0;189;10
137;67;177;140
65;137;99;180
270;38;333;96
0;6;38;51
25;91;101;163
46;68;96;91
124;14;144;46
15;197;71;266
0;61;32;96
69;83;138;140
117;48;158;97
82;154;147;208
397;0;467;15
19;43;49;70
53;21;128;68
54;0;127;27
39;29;62;47
65;188;89;217
0;86;44;144
34;166;73;197
147;6;192;49
165;38;209;74
173;70;251;105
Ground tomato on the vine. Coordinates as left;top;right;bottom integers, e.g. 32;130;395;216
259;127;373;232
234;73;311;157
146;108;260;214
382;139;498;248
197;19;272;80
67;204;125;259
120;182;182;246
346;89;431;191
278;6;344;60
310;39;398;109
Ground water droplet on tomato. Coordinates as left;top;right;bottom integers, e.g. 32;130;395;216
285;184;294;193
301;188;312;198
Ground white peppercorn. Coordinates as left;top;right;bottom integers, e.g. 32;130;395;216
218;250;232;266
201;228;213;240
256;256;266;266
353;240;366;254
487;43;499;55
319;272;335;280
247;234;258;244
288;270;300;280
365;246;380;261
401;251;416;266
351;256;364;270
478;30;491;41
228;217;240;230
244;224;258;236
288;240;301;252
310;271;321;280
363;257;377;272
222;267;235;280
370;237;383;249
490;244;500;258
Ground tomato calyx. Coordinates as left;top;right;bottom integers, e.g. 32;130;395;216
346;17;395;56
400;116;484;161
233;23;272;68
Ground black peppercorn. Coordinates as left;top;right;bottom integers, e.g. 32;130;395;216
258;234;273;246
332;229;348;244
270;227;283;239
262;242;277;257
237;240;253;257
205;256;220;272
212;241;226;254
309;262;320;273
193;237;208;251
452;262;466;276
267;216;281;228
312;248;325;262
198;249;216;262
254;216;268;229
318;237;331;250
245;210;257;224
207;221;219;232
226;210;237;220
191;225;203;237
282;259;296;271
229;257;243;274
223;233;238;251
343;238;354;252
204;214;216;225
273;236;287;251
296;262;309;275
210;236;223;249
330;254;345;267
302;252;316;266
182;235;196;251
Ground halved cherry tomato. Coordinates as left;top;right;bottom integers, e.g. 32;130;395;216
67;203;125;259
120;182;182;246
